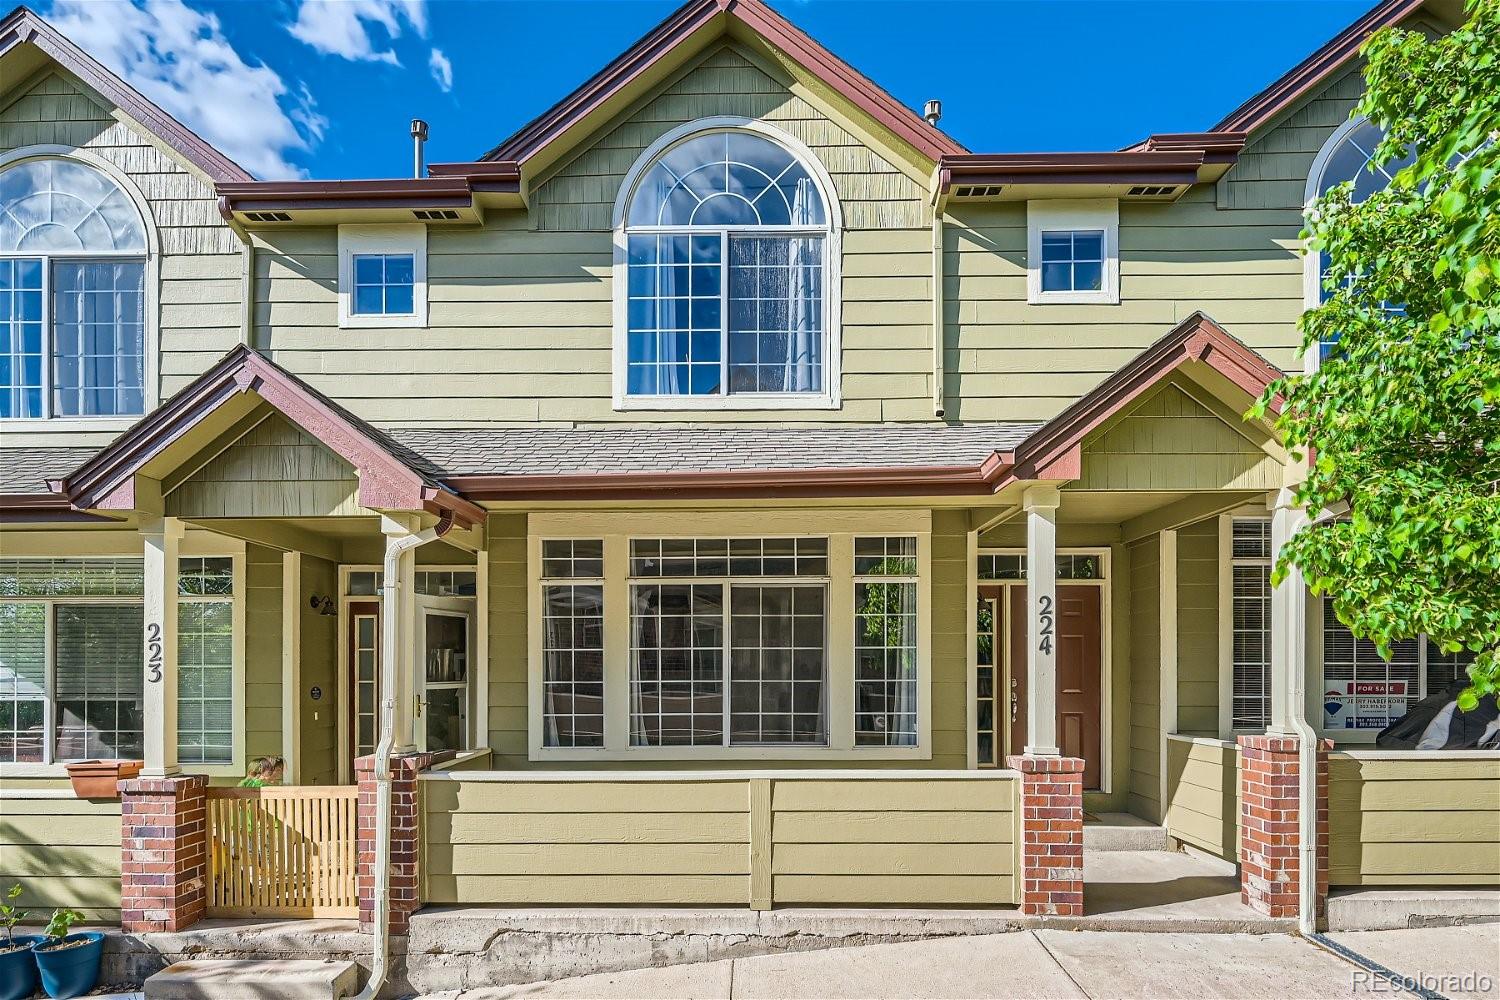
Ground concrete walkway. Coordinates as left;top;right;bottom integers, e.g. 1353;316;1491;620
424;925;1500;1000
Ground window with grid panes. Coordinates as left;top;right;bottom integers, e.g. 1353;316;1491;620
621;128;831;400
853;537;919;747
540;540;605;747
627;537;829;747
176;557;234;764
1229;520;1273;731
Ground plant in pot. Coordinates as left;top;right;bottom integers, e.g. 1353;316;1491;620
0;884;43;1000
30;908;103;1000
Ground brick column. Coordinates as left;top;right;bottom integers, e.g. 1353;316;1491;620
1237;735;1329;919
118;774;208;933
1008;755;1085;916
356;752;432;935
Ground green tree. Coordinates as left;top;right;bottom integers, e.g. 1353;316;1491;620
1256;0;1500;706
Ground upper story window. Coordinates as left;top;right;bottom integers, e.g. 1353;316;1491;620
614;122;840;409
1027;199;1119;304
338;225;428;329
0;156;149;420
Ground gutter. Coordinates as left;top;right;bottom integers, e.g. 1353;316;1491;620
357;516;451;1000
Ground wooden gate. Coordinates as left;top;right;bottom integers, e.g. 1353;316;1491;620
205;786;359;917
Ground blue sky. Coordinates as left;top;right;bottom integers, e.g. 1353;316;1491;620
37;0;1376;179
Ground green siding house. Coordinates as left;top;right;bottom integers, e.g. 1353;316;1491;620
0;0;1492;939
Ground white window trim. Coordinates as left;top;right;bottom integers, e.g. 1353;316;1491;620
527;510;931;762
1026;198;1120;305
0;534;246;779
970;546;1112;793
337;224;428;329
0;145;160;434
610;116;844;411
1217;512;1272;740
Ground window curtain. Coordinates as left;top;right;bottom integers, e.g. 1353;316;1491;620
783;177;821;393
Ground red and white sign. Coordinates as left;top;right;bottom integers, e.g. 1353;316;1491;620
1323;680;1409;729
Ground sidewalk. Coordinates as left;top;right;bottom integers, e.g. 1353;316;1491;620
422;925;1500;1000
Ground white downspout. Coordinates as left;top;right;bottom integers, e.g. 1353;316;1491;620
1280;492;1319;937
356;520;445;1000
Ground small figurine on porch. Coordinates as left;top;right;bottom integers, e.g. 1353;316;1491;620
238;756;285;788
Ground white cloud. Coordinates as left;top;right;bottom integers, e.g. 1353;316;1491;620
428;47;452;92
46;0;317;178
288;0;428;65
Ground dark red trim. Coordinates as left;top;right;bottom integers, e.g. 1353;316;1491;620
1003;312;1284;486
446;453;1015;502
1210;0;1428;134
480;0;964;168
1;6;251;182
215;174;522;214
53;346;485;527
938;150;1207;192
0;493;115;523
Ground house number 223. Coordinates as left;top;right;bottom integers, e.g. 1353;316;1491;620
145;623;163;683
1036;595;1054;655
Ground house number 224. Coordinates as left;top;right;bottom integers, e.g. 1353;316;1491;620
1036;595;1054;655
145;622;163;682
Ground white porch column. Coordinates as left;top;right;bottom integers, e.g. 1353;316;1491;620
140;516;183;777
1268;488;1309;736
381;516;420;756
1024;485;1060;756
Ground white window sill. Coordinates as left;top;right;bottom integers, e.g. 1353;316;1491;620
1027;290;1120;306
613;393;840;412
339;315;427;330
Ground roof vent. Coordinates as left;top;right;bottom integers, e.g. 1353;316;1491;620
953;184;1003;198
243;211;292;223
413;209;460;221
1126;185;1179;197
923;99;942;126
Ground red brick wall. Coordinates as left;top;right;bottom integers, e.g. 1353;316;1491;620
356;752;432;936
1007;755;1085;916
118;774;208;933
1237;735;1329;919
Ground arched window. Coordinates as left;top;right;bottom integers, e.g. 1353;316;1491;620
0;156;149;419
616;124;838;406
1304;117;1414;306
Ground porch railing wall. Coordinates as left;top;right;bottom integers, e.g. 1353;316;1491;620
205;785;359;917
1327;751;1500;887
420;770;1020;909
0;785;122;922
1163;735;1239;861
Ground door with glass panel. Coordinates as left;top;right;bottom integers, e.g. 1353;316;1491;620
417;597;471;753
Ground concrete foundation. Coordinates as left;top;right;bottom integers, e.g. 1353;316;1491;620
1326;887;1500;931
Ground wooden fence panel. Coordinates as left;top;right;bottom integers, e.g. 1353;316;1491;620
206;786;358;918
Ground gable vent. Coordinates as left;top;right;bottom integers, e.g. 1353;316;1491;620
1126;185;1179;197
243;211;293;223
953;184;1004;198
413;209;461;221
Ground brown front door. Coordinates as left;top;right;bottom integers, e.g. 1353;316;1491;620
1004;585;1103;788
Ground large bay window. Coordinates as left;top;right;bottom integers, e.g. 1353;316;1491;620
530;521;928;759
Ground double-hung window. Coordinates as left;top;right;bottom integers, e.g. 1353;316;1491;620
176;558;235;765
1223;519;1273;733
0;157;149;420
617;126;836;407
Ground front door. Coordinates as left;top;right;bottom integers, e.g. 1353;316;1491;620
1000;584;1103;788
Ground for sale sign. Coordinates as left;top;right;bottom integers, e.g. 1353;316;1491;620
1323;680;1408;729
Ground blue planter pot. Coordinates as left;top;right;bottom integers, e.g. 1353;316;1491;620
30;933;103;1000
0;934;45;1000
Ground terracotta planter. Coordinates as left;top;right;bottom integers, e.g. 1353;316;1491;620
64;760;142;799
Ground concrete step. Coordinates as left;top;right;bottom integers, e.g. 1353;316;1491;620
1083;812;1169;852
144;959;359;1000
1326;887;1500;931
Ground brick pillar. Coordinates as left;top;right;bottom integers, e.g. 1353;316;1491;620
1237;735;1329;919
1007;755;1085;916
356;752;432;935
118;774;208;933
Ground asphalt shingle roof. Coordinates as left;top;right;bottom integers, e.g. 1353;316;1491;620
0;447;98;494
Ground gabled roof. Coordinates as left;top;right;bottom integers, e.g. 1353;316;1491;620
1006;312;1285;482
0;5;252;182
479;0;964;169
49;346;484;526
